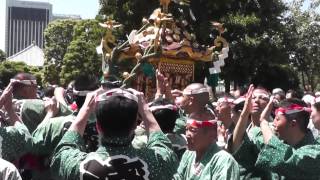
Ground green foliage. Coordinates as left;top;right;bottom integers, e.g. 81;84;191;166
252;64;299;91
99;0;158;37
0;61;42;87
224;13;260;27
43;19;104;86
60;38;101;85
59;20;104;86
99;0;299;91
43;20;77;85
284;0;320;91
73;19;105;45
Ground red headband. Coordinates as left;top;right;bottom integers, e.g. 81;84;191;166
275;104;311;116
187;119;217;128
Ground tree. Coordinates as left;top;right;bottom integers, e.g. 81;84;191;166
99;0;293;91
215;0;290;91
284;0;320;91
59;20;105;85
0;61;42;87
43;19;105;86
42;20;77;85
0;49;6;62
99;0;158;38
252;64;299;91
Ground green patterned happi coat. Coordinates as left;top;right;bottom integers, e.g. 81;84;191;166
51;131;179;180
15;99;72;133
132;126;187;159
174;143;240;180
0;122;32;162
233;127;320;180
31;114;76;155
30;112;98;180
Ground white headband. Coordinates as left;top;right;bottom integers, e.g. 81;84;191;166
233;96;246;105
217;97;234;104
96;88;138;103
149;104;177;112
252;92;270;100
73;89;92;96
10;79;37;86
183;88;209;95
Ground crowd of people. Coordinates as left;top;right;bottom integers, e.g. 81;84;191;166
0;71;320;180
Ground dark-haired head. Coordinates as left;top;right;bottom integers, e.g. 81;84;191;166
149;98;179;133
272;98;311;145
43;86;55;98
286;89;302;99
277;98;310;133
12;73;37;99
95;96;138;138
73;74;99;109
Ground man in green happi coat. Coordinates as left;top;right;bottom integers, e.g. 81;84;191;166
231;85;320;180
9;73;72;133
51;88;178;180
174;83;239;180
29;75;100;180
0;81;32;162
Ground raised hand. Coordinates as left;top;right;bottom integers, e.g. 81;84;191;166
242;84;254;115
84;88;105;113
260;96;275;123
1;81;16;112
127;88;147;113
231;84;254;152
156;69;166;95
1;81;21;125
69;88;105;136
217;123;227;149
127;88;161;133
44;97;59;118
259;96;275;144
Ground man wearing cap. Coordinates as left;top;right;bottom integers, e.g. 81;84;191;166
232;85;320;179
174;112;239;179
29;75;100;180
51;88;178;180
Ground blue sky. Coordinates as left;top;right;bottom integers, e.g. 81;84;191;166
0;0;318;52
0;0;100;51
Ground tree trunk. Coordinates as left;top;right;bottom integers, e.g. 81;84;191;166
301;71;306;91
225;78;230;93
